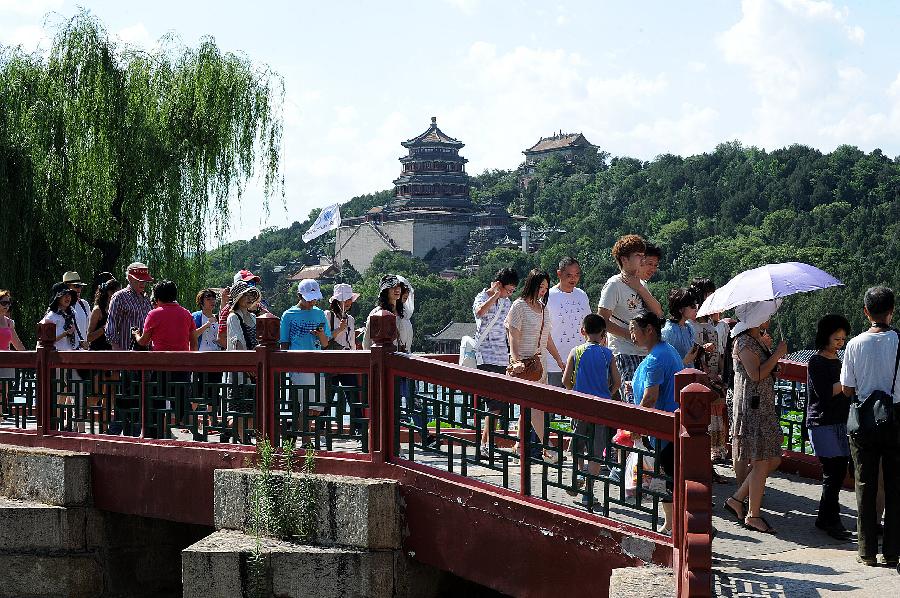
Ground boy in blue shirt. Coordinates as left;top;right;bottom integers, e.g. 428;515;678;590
562;314;620;508
280;279;331;413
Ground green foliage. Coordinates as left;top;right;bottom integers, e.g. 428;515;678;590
249;437;317;542
0;11;283;342
239;141;900;351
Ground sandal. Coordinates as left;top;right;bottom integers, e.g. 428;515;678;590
744;516;777;534
723;496;745;523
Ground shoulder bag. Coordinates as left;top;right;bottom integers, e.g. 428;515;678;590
847;329;900;438
459;300;504;367
325;312;345;351
506;306;545;382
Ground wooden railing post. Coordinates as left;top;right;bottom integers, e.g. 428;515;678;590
368;310;397;463
35;322;57;436
676;380;714;598
255;313;280;444
672;368;708;547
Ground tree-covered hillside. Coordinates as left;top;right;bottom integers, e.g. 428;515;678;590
209;142;900;350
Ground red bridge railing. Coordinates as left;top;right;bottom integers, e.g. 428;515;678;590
0;311;715;597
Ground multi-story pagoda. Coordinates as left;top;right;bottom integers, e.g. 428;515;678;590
335;117;513;273
391;117;472;211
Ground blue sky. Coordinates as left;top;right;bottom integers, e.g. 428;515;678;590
3;1;900;244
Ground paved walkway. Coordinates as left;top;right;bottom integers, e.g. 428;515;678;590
711;464;899;596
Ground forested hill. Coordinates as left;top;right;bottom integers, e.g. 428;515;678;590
207;142;900;350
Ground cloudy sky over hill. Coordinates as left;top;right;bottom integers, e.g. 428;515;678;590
3;0;899;243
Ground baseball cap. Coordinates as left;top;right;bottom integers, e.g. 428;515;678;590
233;269;261;284
126;262;153;282
62;271;87;286
330;283;359;303
296;279;323;301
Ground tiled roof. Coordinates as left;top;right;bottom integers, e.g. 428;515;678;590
287;264;339;281
524;132;593;154
427;321;476;341
402;117;464;148
785;349;843;364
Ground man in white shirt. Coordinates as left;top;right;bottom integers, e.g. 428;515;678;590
597;235;664;402
62;271;91;349
546;257;591;387
840;286;900;567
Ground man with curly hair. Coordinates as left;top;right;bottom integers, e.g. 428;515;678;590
597;235;664;402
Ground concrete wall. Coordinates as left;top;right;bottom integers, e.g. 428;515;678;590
411;222;471;258
335;218;472;273
335;224;396;273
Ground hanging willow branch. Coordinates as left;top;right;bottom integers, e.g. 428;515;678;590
0;11;283;342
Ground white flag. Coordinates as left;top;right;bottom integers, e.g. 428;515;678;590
302;203;342;243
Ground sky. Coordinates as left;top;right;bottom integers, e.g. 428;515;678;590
3;0;900;245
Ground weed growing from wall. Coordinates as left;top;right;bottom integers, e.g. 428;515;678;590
245;437;317;597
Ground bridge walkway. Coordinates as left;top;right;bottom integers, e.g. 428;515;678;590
711;464;899;597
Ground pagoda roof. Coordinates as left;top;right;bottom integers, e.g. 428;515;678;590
402;117;465;148
524;132;595;154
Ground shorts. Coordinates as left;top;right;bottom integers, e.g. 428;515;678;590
477;363;508;412
614;353;644;403
571;419;610;461
546;371;564;388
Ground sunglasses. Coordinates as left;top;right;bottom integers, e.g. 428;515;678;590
0;300;10;307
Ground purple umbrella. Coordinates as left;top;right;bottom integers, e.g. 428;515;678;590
698;262;843;317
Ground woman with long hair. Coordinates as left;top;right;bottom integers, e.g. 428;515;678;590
363;275;438;448
723;300;788;534
505;269;566;462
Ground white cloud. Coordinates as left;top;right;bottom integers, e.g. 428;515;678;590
443;0;479;16
0;24;49;52
0;0;63;17
115;23;155;49
715;0;883;149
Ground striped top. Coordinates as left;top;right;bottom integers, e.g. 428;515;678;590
105;286;152;350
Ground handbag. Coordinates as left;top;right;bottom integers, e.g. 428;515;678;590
460;299;504;368
847;330;900;437
506;306;545;381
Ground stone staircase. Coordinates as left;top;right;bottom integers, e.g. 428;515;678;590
183;469;443;598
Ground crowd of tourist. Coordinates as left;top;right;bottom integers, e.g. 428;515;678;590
0;232;897;569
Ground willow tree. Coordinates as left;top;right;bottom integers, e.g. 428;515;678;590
0;11;283;340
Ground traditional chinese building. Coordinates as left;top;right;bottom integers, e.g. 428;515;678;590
522;131;596;167
335;117;512;273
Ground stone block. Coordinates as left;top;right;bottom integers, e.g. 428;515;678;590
0;553;102;598
0;497;100;551
609;565;675;598
214;468;402;550
183;529;399;598
0;443;91;506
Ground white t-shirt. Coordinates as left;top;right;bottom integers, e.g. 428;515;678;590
43;311;80;352
72;298;90;347
597;274;648;357
840;330;900;404
545;286;591;373
197;313;221;352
